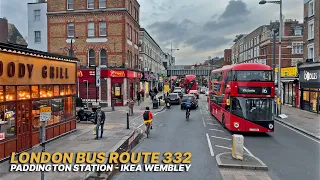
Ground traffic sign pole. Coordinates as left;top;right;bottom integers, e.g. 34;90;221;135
39;106;51;180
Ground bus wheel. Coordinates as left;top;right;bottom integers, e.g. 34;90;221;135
222;114;226;129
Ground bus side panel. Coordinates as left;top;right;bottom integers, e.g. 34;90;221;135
227;114;247;132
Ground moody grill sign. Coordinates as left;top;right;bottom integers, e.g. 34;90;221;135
238;87;271;95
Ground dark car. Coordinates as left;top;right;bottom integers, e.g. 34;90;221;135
180;94;198;109
173;89;183;98
167;93;181;105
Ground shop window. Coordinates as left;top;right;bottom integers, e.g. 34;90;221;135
60;85;65;96
31;86;39;98
310;89;318;113
66;85;71;95
0;103;16;140
71;85;76;94
40;85;47;98
64;97;73;119
0;86;3;102
54;85;59;96
47;85;53;97
32;99;52;131
50;98;64;125
17;86;31;100
5;86;16;101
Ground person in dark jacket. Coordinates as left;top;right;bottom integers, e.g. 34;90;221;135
94;106;106;140
137;91;141;105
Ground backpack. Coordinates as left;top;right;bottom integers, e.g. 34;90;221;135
143;111;150;120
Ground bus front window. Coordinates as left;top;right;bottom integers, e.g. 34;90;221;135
234;70;272;82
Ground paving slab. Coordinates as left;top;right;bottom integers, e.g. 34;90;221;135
216;152;268;170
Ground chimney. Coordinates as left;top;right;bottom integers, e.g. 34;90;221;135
0;17;8;44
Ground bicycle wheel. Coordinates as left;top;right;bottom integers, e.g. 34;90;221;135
146;123;150;138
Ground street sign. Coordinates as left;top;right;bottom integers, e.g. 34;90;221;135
96;66;101;87
40;107;51;122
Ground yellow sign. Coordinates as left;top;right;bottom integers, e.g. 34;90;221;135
275;67;297;77
40;107;52;113
115;87;120;96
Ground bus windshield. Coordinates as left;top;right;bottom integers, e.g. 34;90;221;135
234;70;272;81
231;97;272;121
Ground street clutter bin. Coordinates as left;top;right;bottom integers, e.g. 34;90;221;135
153;100;159;109
232;134;244;160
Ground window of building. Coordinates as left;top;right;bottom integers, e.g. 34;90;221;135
292;42;303;54
6;86;16;101
294;29;302;36
0;86;3;102
0;103;16;140
34;10;40;21
100;49;107;66
88;0;94;9
88;49;95;66
129;26;132;40
99;21;106;36
88;22;94;37
17;86;30;100
67;0;73;10
308;0;314;17
34;31;41;43
99;0;106;8
31;86;39;98
308;20;314;40
308;43;314;60
129;1;132;14
67;23;74;37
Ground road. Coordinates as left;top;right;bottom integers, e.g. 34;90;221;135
113;98;223;180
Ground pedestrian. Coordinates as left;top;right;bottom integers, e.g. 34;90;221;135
149;90;154;101
94;106;106;140
137;91;141;105
128;99;134;115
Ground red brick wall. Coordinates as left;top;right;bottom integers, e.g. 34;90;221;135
224;49;232;65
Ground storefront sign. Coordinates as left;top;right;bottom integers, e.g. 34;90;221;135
0;53;76;85
299;69;320;84
40;107;52;122
115;87;120;96
275;67;297;77
110;70;125;77
303;70;318;81
238;87;271;95
77;70;83;77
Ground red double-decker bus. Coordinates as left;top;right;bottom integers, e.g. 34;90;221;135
185;75;197;93
208;63;275;132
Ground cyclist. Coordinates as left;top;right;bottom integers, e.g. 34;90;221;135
185;98;193;118
143;107;153;131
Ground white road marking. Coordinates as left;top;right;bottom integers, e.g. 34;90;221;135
136;109;166;129
159;124;163;126
275;121;320;144
243;146;254;156
202;117;206;127
200;109;203;114
215;145;232;150
211;136;231;141
209;128;224;132
207;123;220;126
206;133;215;156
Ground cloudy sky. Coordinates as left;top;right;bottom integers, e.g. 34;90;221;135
0;0;302;65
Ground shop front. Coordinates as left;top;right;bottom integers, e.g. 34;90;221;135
78;69;141;106
298;63;320;114
0;43;78;160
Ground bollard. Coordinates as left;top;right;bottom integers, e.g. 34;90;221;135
111;99;115;111
126;113;129;129
232;134;244;160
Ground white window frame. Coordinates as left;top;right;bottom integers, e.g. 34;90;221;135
88;22;95;37
99;21;106;36
87;0;94;9
294;29;302;36
100;49;107;66
88;49;95;66
292;42;303;54
307;43;314;60
308;0;314;17
34;10;40;21
34;31;41;43
99;0;106;8
67;0;73;10
308;20;314;40
67;23;74;37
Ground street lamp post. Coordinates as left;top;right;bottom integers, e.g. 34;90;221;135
170;42;179;90
83;80;89;108
259;0;283;116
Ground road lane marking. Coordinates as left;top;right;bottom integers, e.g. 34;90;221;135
209;129;224;132
200;109;203;114
206;133;214;156
207;123;220;126
243;146;254;156
159;124;163;126
211;136;231;141
202;117;206;127
215;145;232;150
275;121;320;144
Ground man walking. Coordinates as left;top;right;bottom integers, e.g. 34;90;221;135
137;91;141;105
94;106;106;140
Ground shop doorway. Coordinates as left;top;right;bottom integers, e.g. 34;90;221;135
112;83;123;106
16;101;32;151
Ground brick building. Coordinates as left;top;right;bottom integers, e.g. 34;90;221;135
47;0;141;106
224;49;232;65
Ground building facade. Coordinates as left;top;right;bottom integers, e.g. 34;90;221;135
139;28;165;91
224;49;232;65
27;0;48;51
47;0;141;106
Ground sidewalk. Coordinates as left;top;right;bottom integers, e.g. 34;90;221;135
276;105;320;139
0;97;164;180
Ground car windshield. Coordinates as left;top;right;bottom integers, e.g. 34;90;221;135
182;96;193;102
234;70;272;82
231;97;272;121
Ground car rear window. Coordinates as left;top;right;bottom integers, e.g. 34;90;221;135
169;94;178;98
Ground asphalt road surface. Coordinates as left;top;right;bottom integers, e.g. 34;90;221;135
198;95;320;180
113;100;223;180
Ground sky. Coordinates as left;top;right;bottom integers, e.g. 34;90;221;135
0;0;303;65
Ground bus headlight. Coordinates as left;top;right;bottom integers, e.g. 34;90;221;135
234;122;239;128
269;123;273;129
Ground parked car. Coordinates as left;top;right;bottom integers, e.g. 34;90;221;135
200;87;207;94
188;90;199;99
181;94;198;109
167;93;181;105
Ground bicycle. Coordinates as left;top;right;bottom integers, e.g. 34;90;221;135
144;119;152;138
186;109;190;121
